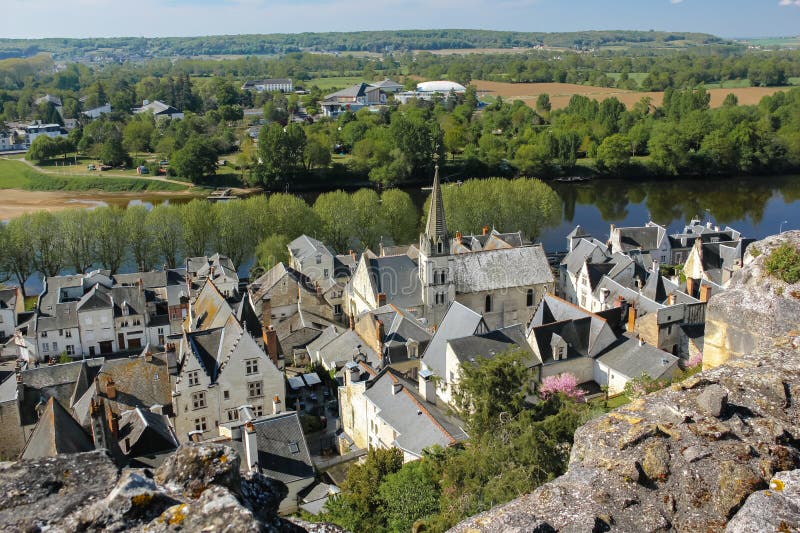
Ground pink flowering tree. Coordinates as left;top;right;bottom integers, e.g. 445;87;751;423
539;373;586;403
687;352;703;368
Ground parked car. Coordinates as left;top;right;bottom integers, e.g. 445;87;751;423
99;165;112;171
86;164;95;171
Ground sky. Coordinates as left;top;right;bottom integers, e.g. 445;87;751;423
2;0;800;40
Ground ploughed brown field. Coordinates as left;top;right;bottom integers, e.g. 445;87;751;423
471;80;793;109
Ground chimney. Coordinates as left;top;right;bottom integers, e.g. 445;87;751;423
349;314;355;330
706;221;712;229
376;319;385;355
714;225;720;232
144;351;153;363
272;395;281;415
419;369;436;405
377;293;387;306
108;411;119;439
150;404;164;415
344;361;360;386
686;277;695;299
667;293;675;306
392;380;402;395
244;421;259;472
455;231;462;243
105;378;117;400
699;284;712;303
627;304;637;332
652;260;659;274
263;325;279;365
261;297;272;328
600;288;610;305
482;225;489;236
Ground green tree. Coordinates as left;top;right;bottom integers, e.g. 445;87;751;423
122;114;155;153
351;188;384;250
213;201;255;267
378;459;441;532
255;122;307;187
379;189;419;245
0;217;34;296
27;136;57;162
59;209;95;273
30;211;63;277
171;135;218;183
98;137;128;166
125;205;158;272
313;191;355;251
536;93;552;114
595;133;631;173
181;199;216;257
92;207;127;273
253;234;290;275
147;204;183;269
322;447;403;532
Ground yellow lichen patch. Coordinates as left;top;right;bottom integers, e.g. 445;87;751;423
626;399;646;412
219;454;228;463
609;412;644;425
131;493;154;507
770;478;786;492
159;503;188;526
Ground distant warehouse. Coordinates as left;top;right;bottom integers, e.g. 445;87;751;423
241;78;293;93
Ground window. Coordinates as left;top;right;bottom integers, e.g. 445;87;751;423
315;254;322;264
66;345;75;356
485;294;492;313
527;289;534;307
226;409;240;422
52;341;58;352
188;371;200;387
333;304;342;315
192;391;207;410
245;359;259;375
58;329;63;336
223;390;230;400
248;381;263;399
65;330;72;338
253;405;264;417
41;331;48;338
194;417;207;432
288;441;300;454
42;342;49;352
323;269;329;278
437;242;443;254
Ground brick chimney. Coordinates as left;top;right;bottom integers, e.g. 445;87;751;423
105;378;117;400
627;303;637;332
455;231;462;243
107;411;119;439
699;284;712;303
376;319;385;356
263;325;279;365
377;293;387;306
482;225;489;236
686;277;695;299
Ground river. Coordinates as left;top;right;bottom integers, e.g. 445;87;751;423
15;175;800;294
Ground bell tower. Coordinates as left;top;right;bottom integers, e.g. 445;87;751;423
418;165;454;325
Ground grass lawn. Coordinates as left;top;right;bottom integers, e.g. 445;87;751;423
0;158;187;192
301;76;365;91
703;79;752;89
789;77;800;86
589;393;631;412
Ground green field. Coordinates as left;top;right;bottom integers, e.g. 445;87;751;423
301;76;365;91
0;158;187;192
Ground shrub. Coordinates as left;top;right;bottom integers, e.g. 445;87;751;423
765;243;800;285
539;373;586;402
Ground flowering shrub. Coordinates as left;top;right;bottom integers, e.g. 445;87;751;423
687;351;703;368
539;373;586;402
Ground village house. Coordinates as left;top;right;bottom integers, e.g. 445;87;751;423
320;83;386;117
82;103;112;120
186;254;240;299
345;167;554;329
241;78;294;93
218;407;315;514
338;364;467;463
133;100;184;120
25;122;67;147
0;288;25;345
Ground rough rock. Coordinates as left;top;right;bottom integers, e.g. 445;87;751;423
725;469;800;532
0;443;344;533
703;230;800;369
696;384;728;417
450;345;800;532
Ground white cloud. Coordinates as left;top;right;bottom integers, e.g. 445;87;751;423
670;0;684;4
779;0;800;6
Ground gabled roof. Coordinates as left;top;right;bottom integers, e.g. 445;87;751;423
76;284;113;312
325;82;378;100
0;288;18;310
422;302;487;378
249;262;314;302
370;78;403;89
288;235;336;261
188;279;236;331
118;407;178;458
363;253;422;309
452;245;553;294
230;411;315;484
613;223;666;253
370;304;432;348
562;238;611;275
21;397;93;460
448;324;540;367
363;369;467;457
597;336;678;380
314;329;380;369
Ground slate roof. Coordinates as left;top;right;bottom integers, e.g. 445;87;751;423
325;82;379;100
562;238;611;275
452;245;553;294
314;329;380;369
0;288;18;310
230;411;315;483
448;324;541;367
289;235;335;262
370;78;403;89
364;254;422;309
188;280;236;331
249;263;315;303
424;166;448;242
363;370;467;457
21;397;93;460
422;302;486;379
597;336;679;380
614;224;666;253
118;407;178;459
76;284;113;312
135;100;180;115
370;304;432;349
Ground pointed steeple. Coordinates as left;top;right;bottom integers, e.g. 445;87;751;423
425;165;448;242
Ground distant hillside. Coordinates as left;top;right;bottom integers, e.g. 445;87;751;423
0;30;733;61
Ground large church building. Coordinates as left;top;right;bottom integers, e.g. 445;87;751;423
346;168;554;329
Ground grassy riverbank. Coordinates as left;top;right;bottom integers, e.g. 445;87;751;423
0;158;189;192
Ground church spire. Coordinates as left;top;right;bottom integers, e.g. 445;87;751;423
425;164;448;242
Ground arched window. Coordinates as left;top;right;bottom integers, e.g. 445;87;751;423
485;294;492;313
436;241;443;254
526;289;534;307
